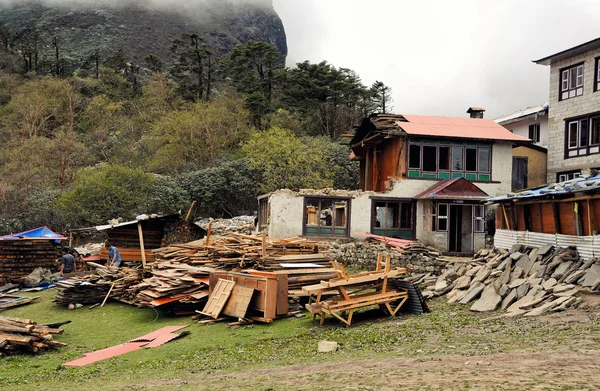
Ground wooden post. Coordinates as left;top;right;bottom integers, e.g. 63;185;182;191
68;232;73;248
501;204;510;230
261;230;267;259
185;201;197;222
137;222;147;269
587;199;593;235
101;283;115;307
206;222;212;246
589;199;597;234
552;202;561;234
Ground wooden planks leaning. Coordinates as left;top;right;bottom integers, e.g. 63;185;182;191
199;279;236;319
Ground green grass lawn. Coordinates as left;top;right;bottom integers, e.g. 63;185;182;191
1;290;599;390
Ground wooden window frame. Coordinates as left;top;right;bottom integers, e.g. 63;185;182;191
559;62;584;101
302;196;351;238
370;197;416;239
407;138;493;180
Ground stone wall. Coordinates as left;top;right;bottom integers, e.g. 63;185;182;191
547;48;600;182
326;241;447;274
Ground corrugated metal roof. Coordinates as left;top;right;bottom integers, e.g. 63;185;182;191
494;102;549;125
397;115;531;142
490;173;600;202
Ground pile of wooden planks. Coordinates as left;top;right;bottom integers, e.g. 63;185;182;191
0;240;61;282
151;232;324;269
0;315;68;357
0;294;39;310
129;263;211;310
54;263;142;305
303;254;409;326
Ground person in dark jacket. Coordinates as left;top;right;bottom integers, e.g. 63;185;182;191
60;248;75;276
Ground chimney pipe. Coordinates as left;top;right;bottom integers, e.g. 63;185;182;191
467;107;485;119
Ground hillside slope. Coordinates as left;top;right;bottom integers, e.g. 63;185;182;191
0;0;287;64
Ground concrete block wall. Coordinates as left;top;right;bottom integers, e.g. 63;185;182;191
547;49;600;182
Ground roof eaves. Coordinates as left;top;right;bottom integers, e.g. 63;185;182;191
533;37;600;65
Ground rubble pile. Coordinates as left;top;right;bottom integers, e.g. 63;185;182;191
194;216;256;235
423;244;600;316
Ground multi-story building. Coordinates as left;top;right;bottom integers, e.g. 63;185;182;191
495;103;549;190
534;38;600;182
258;112;529;254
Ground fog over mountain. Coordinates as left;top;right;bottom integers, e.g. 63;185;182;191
0;0;286;65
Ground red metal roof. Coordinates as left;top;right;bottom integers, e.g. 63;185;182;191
415;178;489;200
396;115;530;142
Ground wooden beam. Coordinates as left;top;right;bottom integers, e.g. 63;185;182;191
185;201;197;222
589;199;597;234
206;222;212;246
137;222;147;269
501;204;511;230
552;202;561;234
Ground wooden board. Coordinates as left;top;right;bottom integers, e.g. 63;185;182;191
200;279;235;319
222;285;255;318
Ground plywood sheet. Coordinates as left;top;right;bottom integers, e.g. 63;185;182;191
223;285;255;318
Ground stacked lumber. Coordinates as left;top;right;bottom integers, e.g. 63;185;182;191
152;233;324;269
99;247;156;263
0;315;68;357
0;294;39;310
54;264;142;305
423;244;600;316
303;255;410;326
0;240;60;281
129;262;211;309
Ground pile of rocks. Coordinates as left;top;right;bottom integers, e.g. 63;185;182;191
422;244;600;316
328;240;447;273
194;216;256;235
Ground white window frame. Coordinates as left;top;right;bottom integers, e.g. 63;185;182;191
568;121;579;149
473;205;485;233
558;171;582;182
437;203;448;232
561;64;584;100
528;123;540;143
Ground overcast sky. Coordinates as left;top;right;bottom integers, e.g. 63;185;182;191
273;0;600;118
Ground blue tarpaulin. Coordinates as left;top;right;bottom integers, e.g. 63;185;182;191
0;226;65;241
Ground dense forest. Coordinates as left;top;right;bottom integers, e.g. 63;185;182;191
0;23;393;233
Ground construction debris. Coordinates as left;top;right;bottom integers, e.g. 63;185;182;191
423;244;599;316
54;263;142;305
303;255;411;326
63;325;188;366
195;216;257;235
0;294;39;310
0;315;68;357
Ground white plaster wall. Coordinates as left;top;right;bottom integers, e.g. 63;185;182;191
267;190;304;239
479;142;513;196
348;194;372;237
504;116;549;148
547;48;600;182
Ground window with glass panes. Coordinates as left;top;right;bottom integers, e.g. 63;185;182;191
371;199;414;238
303;197;349;236
560;63;584;100
407;139;492;181
565;114;600;158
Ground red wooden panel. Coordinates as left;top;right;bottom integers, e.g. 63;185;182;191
515;205;526;231
580;201;591;236
541;204;555;234
558;202;575;236
495;208;503;229
530;204;542;233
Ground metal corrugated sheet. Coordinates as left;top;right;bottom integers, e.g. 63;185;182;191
494;230;599;260
490;174;600;202
398;115;530;142
556;234;597;260
494;229;518;250
522;232;557;249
